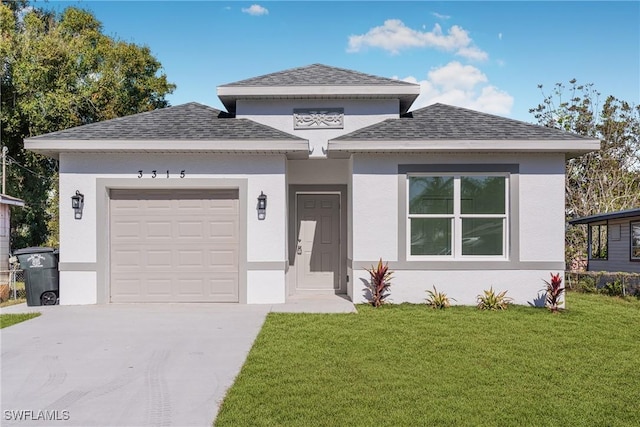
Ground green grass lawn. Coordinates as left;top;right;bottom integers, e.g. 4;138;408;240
0;312;41;328
215;293;640;427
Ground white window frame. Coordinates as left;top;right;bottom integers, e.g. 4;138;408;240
407;173;509;261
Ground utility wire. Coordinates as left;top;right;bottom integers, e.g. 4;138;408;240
6;155;47;179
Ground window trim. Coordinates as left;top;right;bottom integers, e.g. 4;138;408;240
631;221;640;262
406;172;509;261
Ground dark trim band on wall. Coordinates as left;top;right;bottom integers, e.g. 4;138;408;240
351;261;565;271
58;262;97;272
247;261;287;270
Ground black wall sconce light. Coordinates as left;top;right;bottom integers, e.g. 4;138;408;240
71;190;84;220
257;191;267;220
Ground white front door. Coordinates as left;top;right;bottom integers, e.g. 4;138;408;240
295;194;343;292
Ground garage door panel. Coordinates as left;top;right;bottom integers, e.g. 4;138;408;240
147;250;173;267
112;221;143;239
209;220;238;239
146;222;173;239
112;250;141;268
177;250;204;267
111;277;142;296
209;276;239;299
110;189;239;303
178;221;207;239
146;278;172;296
176;278;206;296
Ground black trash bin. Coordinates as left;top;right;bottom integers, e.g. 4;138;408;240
13;247;59;306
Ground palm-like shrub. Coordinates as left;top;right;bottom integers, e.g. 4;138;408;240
544;273;565;312
364;259;392;307
426;286;454;309
476;287;512;310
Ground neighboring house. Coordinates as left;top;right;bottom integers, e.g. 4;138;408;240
569;208;640;273
24;64;600;305
0;194;25;282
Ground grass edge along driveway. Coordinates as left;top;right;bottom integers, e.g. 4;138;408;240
0;312;41;329
215;293;640;427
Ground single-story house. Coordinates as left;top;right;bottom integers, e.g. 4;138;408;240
0;194;25;278
569;208;640;273
25;64;600;305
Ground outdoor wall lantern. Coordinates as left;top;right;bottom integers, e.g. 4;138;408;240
71;190;84;219
257;191;267;220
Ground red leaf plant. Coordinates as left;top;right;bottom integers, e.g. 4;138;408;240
365;259;393;307
544;272;565;313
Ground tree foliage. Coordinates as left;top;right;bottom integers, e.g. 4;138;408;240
1;2;175;248
530;80;640;264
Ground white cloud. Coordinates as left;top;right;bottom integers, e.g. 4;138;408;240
456;46;489;61
347;19;487;61
400;61;513;115
432;12;451;20
242;4;269;16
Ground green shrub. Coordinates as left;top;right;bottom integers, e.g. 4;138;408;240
425;286;454;309
600;280;624;297
476;287;512;310
577;276;597;293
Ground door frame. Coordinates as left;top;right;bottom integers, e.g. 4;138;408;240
287;185;347;295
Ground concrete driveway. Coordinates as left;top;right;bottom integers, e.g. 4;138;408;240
1;296;355;426
1;303;271;426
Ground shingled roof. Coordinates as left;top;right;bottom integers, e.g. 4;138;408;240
219;64;416;87
333;103;592;141
28;102;303;141
217;64;420;114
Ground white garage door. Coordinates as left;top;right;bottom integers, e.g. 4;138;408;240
110;189;239;302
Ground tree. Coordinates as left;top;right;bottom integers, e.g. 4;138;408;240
530;80;640;264
1;2;175;248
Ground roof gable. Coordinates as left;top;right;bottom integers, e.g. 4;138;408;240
333;103;593;141
217;64;420;114
219;63;416;87
27;103;303;141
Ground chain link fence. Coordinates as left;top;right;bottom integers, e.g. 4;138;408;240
0;268;26;302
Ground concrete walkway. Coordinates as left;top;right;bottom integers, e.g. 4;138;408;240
0;297;356;426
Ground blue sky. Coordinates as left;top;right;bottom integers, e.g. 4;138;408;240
41;1;639;122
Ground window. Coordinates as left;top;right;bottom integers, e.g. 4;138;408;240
408;174;507;258
631;222;640;260
588;223;608;260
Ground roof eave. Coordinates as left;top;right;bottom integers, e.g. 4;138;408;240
25;139;310;160
0;194;26;207
569;209;640;225
326;139;601;159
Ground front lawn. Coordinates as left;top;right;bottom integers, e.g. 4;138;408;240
0;312;41;328
215;293;640;426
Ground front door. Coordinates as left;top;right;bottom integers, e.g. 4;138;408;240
295;194;343;292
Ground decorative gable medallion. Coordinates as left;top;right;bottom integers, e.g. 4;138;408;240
293;108;344;130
